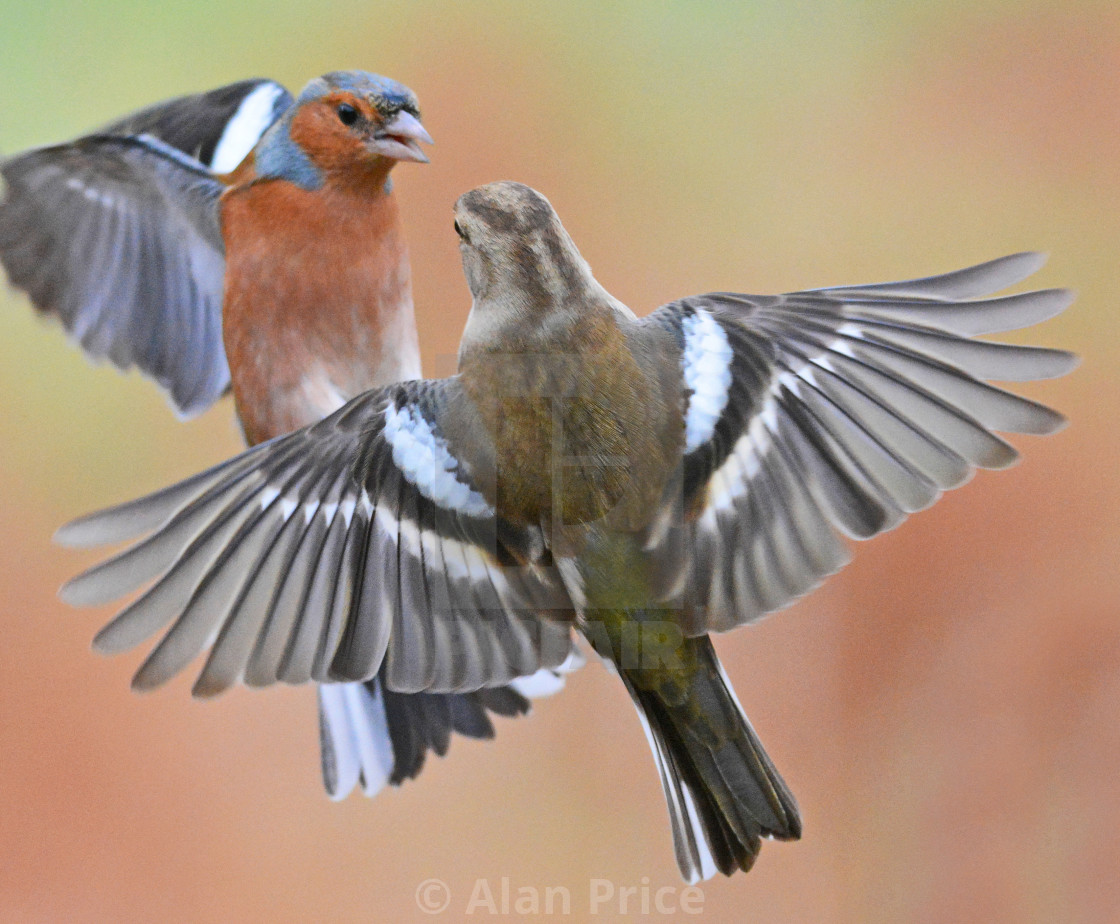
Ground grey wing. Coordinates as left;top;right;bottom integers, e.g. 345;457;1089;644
0;134;230;416
643;252;1077;633
55;378;575;696
99;78;292;172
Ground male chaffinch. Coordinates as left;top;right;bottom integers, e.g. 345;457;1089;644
2;75;564;799
56;182;1075;881
0;70;432;425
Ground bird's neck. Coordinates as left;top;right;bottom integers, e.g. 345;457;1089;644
220;176;420;445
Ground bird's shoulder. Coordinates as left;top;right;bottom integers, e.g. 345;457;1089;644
100;78;293;174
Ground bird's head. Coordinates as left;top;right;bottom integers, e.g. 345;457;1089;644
256;70;432;190
454;182;619;371
453;182;595;308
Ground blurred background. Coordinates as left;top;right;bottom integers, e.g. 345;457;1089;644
1;1;1117;921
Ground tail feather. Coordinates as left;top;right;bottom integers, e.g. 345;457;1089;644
626;675;719;882
318;654;583;799
623;636;800;881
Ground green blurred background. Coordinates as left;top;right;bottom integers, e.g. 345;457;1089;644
2;1;1117;921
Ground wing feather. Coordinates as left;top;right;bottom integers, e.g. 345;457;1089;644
59;380;575;695
646;253;1074;632
1;135;230;415
2;81;292;415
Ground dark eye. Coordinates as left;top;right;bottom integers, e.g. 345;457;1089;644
454;220;469;242
337;103;359;126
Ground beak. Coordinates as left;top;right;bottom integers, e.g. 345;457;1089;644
370;110;433;164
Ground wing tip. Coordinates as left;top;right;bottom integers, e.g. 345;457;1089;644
129;663;165;694
1051;285;1076;308
53;516;107;549
90;623;129;656
1030;408;1070;436
1027;348;1080;381
57;576;92;607
54;502;159;549
980;444;1022;471
58;565;131;607
1003;250;1048;277
191;674;231;699
1028;286;1076;320
973;251;1048;292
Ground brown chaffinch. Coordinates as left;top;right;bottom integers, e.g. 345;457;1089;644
2;76;567;800
56;181;1075;881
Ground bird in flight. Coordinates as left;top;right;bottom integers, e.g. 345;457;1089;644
2;73;563;802
55;181;1076;881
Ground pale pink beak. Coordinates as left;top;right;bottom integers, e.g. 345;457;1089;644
370;110;433;163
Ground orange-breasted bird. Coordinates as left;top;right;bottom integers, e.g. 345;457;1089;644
56;181;1076;881
0;71;431;424
2;76;570;799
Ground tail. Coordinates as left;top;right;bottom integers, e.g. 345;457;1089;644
622;635;801;882
318;650;583;798
318;676;531;798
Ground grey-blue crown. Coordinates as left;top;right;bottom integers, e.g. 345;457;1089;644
298;71;419;113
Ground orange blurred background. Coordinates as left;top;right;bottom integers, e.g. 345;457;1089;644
2;2;1118;921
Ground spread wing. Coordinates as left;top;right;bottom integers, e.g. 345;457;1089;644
642;252;1077;633
98;78;292;173
0;79;291;416
57;378;575;696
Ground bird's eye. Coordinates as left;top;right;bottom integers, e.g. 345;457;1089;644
454;220;469;243
337;103;359;126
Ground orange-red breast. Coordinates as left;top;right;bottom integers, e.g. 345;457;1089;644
58;182;1077;880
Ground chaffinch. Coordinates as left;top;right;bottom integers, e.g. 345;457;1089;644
56;181;1075;881
0;71;432;424
2;76;563;799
